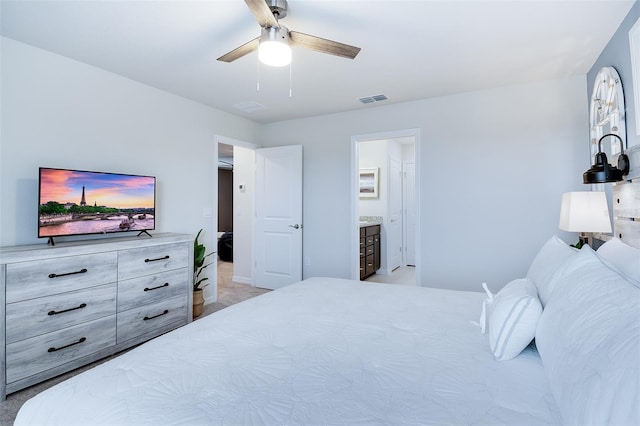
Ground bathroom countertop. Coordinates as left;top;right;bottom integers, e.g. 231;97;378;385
359;216;383;227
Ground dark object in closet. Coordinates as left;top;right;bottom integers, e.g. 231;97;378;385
218;232;233;262
218;168;233;231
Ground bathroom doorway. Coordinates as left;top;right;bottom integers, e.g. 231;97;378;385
352;129;420;286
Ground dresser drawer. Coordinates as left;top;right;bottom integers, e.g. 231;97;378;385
118;242;189;280
6;315;116;384
117;268;189;312
116;295;187;343
6;252;117;303
6;283;117;344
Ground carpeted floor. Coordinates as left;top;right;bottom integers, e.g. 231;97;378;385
202;259;270;315
0;259;269;425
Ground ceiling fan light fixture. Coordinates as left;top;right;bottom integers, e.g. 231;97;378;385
218;0;360;65
258;27;291;67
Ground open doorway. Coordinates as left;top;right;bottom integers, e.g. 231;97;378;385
214;137;262;306
351;129;420;286
217;142;235;292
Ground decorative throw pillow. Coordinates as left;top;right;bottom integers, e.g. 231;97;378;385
526;235;578;307
488;278;542;361
535;245;640;426
597;237;640;285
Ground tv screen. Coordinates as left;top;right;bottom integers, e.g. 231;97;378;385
38;167;156;239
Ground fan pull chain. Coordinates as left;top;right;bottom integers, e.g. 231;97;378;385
289;60;292;97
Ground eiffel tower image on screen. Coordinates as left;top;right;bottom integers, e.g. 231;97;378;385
80;186;86;206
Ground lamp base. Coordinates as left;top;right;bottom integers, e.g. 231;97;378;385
571;233;590;249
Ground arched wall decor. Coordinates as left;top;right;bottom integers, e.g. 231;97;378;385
590;67;627;159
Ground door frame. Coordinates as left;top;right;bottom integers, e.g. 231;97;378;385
213;135;259;294
350;128;421;285
402;159;416;266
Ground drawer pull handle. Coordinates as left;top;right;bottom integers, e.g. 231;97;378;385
48;303;87;316
48;337;86;353
144;310;169;321
48;268;88;279
144;283;169;292
145;255;170;263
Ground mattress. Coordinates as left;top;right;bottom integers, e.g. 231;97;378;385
15;277;561;425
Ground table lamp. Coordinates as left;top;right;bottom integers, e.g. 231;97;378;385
559;191;612;248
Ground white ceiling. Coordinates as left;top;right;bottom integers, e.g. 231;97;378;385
1;0;635;124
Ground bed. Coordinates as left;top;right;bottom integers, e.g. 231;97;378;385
14;234;640;425
14;178;640;425
16;277;562;425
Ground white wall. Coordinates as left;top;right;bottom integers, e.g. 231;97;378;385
402;143;415;164
358;140;387;218
261;77;588;292
0;38;261;301
232;145;255;284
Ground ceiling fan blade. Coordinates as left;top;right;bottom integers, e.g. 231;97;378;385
245;0;280;29
217;37;260;62
289;31;361;59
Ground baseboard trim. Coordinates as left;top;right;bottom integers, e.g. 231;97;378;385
232;275;252;285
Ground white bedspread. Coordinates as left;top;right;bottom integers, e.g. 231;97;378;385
16;277;561;425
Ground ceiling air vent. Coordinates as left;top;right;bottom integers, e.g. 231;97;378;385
233;101;266;113
357;94;388;105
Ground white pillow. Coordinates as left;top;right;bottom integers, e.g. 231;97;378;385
535;245;640;426
597;237;640;285
488;278;542;361
526;235;578;307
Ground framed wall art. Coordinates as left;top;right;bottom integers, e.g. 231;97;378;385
359;168;379;198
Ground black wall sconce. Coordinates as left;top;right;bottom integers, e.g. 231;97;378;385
583;133;630;184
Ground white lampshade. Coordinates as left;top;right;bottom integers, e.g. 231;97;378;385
258;27;291;67
559;191;612;233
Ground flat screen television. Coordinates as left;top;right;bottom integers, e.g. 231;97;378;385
38;167;156;243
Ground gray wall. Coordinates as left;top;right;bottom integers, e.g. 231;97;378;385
587;1;640;148
261;77;588;292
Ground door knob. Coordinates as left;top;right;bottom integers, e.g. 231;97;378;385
289;224;301;229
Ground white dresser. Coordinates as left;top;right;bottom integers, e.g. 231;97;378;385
0;233;193;399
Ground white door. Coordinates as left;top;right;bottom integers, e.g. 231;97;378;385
403;161;416;266
388;156;403;271
254;145;303;290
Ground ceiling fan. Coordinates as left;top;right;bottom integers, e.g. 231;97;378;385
217;0;361;66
